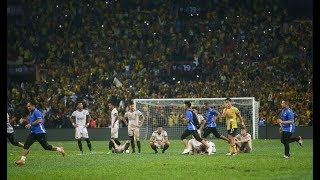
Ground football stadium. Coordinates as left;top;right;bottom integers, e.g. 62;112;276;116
7;0;313;179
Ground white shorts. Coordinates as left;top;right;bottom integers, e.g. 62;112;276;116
154;142;165;149
75;126;89;139
128;126;140;137
111;128;119;139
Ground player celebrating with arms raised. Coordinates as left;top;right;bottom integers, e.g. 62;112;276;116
221;98;244;155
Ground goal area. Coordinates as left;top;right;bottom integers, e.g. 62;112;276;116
134;98;260;140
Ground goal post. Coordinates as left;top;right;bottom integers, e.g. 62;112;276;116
133;98;260;140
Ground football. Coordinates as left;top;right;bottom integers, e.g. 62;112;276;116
125;150;130;154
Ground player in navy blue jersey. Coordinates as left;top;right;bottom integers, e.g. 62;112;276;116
277;100;302;158
202;102;229;143
15;101;65;165
181;101;209;154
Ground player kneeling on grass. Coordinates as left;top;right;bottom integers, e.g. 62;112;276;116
187;139;216;155
110;139;131;153
235;127;252;153
149;124;170;154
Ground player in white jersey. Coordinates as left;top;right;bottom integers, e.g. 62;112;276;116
235;127;252;153
192;107;205;138
110;139;131;154
149;124;170;153
70;102;92;155
187;139;216;155
123;102;145;153
107;101;121;153
7;113;24;148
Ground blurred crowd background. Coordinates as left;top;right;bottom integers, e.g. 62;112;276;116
7;0;313;128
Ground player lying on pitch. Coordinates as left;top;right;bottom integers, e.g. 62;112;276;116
110;139;131;153
187;139;216;155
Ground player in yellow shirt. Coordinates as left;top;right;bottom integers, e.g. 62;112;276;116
221;98;244;155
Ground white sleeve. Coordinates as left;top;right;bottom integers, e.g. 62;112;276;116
151;132;156;138
137;110;142;116
71;111;75;117
163;131;168;137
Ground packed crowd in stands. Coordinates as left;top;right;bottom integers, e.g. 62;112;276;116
7;0;313;128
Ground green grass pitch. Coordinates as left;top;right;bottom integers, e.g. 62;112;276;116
7;139;313;180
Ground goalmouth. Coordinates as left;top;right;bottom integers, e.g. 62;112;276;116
133;98;260;140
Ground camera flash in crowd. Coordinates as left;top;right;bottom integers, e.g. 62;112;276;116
154;32;156;35
209;29;211;32
106;1;108;4
242;39;244;42
269;28;271;31
241;62;244;65
106;77;109;80
303;47;306;50
196;14;199;16
130;85;133;88
268;11;271;14
242;81;245;83
263;31;265;33
71;51;74;54
173;77;175;81
258;54;261;57
177;81;180;84
56;5;58;8
146;23;149;25
191;14;193;16
237;52;240;55
101;24;104;28
237;15;239;18
65;14;68;17
108;47;111;50
225;16;228;19
59;25;62;28
232;37;235;39
196;75;199;78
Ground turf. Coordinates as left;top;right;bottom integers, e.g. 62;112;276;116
7;139;313;180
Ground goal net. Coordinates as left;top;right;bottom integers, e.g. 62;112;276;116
134;98;260;140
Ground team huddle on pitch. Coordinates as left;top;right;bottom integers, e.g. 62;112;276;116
8;98;302;165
